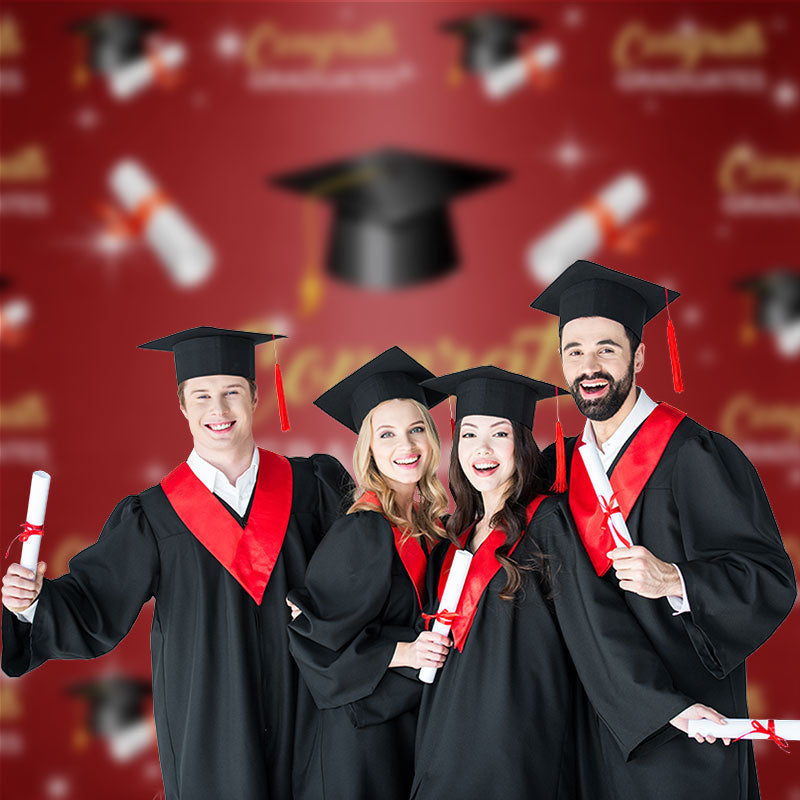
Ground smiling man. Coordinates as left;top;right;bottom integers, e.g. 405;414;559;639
531;262;796;800
1;326;352;800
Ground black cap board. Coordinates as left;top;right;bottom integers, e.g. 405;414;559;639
735;269;800;332
314;346;448;433
271;147;507;290
421;366;565;429
70;12;163;74
68;676;152;737
138;326;283;385
441;13;538;73
529;260;680;340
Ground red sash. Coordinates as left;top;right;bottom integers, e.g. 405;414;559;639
358;491;428;609
161;448;293;604
569;403;686;576
437;495;547;652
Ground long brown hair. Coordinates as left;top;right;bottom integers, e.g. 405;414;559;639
348;399;450;545
447;417;551;599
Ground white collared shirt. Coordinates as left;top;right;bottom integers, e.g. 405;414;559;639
16;447;260;623
187;447;259;518
585;388;690;615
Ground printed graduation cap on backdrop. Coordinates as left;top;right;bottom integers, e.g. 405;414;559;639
69;676;152;739
441;12;538;73
70;12;163;75
314;346;448;433
530;260;685;393
139;326;291;430
735;268;800;358
271;147;508;303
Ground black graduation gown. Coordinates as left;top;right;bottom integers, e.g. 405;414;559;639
287;510;426;800
1;454;352;800
542;416;797;800
412;496;693;800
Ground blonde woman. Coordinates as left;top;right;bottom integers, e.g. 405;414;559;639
287;347;454;800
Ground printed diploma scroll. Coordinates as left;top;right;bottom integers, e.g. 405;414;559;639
578;438;633;549
21;470;51;574
688;719;800;743
419;549;473;685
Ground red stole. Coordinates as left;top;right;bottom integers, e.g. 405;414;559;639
568;403;686;576
437;495;547;652
358;491;428;609
161;448;293;604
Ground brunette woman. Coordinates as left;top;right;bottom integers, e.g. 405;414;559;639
287;347;453;800
411;366;725;799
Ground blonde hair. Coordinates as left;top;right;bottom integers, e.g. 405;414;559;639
348;399;450;545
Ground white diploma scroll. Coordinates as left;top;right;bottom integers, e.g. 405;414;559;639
577;437;632;549
20;470;50;573
688;719;800;741
109;159;214;288
108;41;186;101
527;172;647;284
419;549;473;685
483;41;561;100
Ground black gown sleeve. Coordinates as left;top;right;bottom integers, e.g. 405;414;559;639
670;432;796;678
2;495;160;677
287;511;419;713
308;453;355;538
537;499;693;761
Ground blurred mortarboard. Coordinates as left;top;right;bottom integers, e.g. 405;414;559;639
70;12;163;74
735;268;800;357
314;346;448;433
421;366;564;429
271;147;508;291
441;13;538;73
530;260;684;392
68;675;152;738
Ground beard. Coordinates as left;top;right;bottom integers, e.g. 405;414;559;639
569;358;635;421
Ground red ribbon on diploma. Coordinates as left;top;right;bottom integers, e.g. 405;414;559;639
422;609;458;630
4;522;43;559
599;492;630;548
733;720;790;753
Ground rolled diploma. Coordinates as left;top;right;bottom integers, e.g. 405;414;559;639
578;441;632;548
419;549;473;684
108;42;186;100
109;159;214;288
484;41;560;100
527;173;647;284
21;470;50;573
688;719;800;740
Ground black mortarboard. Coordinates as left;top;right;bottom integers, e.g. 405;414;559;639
421;366;564;430
271;147;507;290
735;269;800;356
70;12;163;74
138;326;282;385
68;676;152;737
529;259;680;341
314;346;448;433
441;13;538;73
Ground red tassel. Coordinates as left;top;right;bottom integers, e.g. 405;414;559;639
550;420;567;493
667;318;684;393
275;363;291;432
449;396;456;438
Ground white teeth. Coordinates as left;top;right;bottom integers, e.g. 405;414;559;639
394;455;420;465
209;423;233;431
474;462;498;470
582;382;607;390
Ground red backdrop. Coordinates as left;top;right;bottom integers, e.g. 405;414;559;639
1;2;798;798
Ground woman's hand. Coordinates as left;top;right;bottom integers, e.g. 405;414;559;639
390;631;451;670
670;704;731;745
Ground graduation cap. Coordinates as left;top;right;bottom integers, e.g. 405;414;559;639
70;12;163;75
139;326;291;430
530;259;684;393
441;13;538;73
69;675;152;738
314;347;448;433
271;147;508;298
735;269;800;357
